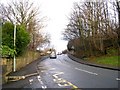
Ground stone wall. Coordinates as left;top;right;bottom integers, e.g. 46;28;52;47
1;51;41;84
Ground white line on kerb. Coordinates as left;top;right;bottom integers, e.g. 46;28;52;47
25;73;38;77
75;67;98;75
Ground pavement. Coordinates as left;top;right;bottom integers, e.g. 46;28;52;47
67;53;120;71
3;56;49;83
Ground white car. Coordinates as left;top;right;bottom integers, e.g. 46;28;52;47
50;51;57;59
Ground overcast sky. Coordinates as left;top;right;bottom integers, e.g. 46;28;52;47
37;0;81;52
0;0;81;52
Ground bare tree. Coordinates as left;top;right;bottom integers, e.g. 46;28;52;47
0;0;50;50
64;1;119;57
115;0;120;26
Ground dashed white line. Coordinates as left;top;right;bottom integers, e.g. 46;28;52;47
75;67;98;75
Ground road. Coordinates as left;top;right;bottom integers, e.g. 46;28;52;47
3;54;119;89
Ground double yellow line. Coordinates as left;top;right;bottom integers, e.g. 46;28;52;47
52;72;80;89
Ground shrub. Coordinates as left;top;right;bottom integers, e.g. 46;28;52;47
2;22;30;56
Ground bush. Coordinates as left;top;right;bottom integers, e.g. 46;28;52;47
2;22;30;56
1;45;15;58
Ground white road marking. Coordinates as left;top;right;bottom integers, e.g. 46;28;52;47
54;72;64;76
37;75;41;79
53;75;58;78
52;72;78;88
58;83;69;87
53;79;56;82
37;75;45;85
41;70;45;72
49;68;56;70
41;86;47;89
29;79;33;82
29;79;33;84
53;72;64;79
37;75;47;89
116;78;120;80
75;68;98;75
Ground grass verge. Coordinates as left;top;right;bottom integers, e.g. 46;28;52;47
85;55;119;68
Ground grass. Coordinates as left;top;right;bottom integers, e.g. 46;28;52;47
86;55;119;68
83;48;119;68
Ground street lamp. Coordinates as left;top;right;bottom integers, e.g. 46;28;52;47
13;13;16;72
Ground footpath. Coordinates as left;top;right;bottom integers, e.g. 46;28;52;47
2;56;48;88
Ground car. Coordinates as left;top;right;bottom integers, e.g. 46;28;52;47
50;51;57;59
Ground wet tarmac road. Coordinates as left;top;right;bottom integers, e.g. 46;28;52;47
2;54;119;89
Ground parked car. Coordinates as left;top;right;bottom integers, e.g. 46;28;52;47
50;51;57;59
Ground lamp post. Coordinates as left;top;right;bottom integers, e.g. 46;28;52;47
13;15;16;72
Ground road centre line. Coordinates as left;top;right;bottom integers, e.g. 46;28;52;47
75;67;98;75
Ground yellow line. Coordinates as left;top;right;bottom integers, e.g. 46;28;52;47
52;72;80;89
67;81;78;88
